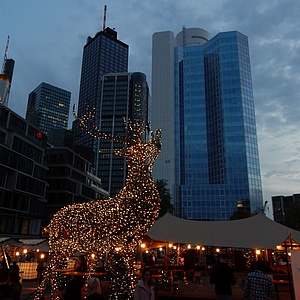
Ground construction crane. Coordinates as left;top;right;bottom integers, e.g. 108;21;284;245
1;35;10;74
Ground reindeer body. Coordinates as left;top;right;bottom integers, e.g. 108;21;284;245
35;114;161;300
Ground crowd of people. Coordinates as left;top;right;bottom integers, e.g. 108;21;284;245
0;249;282;300
61;277;104;300
210;254;275;300
135;257;276;300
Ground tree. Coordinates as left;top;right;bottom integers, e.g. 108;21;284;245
156;179;174;218
230;209;251;220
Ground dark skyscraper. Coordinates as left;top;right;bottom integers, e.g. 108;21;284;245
96;72;150;196
152;27;263;220
75;27;129;162
25;82;71;134
75;27;130;196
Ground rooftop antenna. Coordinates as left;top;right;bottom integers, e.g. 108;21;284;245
182;25;186;47
103;4;107;31
1;35;10;74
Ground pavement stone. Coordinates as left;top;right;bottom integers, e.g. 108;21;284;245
20;272;292;300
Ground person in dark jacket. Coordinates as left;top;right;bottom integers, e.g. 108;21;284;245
243;260;275;300
210;254;236;300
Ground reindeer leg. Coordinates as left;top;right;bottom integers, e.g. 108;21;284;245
124;247;137;299
49;252;68;300
34;252;61;300
84;253;94;292
34;262;50;300
106;250;135;300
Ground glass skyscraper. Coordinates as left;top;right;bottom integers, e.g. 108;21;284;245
25;82;71;134
152;27;263;220
75;27;129;176
97;72;150;196
75;27;151;197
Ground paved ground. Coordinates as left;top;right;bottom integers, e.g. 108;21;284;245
20;272;292;300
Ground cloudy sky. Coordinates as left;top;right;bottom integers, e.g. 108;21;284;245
1;0;300;215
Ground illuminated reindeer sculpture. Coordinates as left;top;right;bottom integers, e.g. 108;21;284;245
35;106;162;300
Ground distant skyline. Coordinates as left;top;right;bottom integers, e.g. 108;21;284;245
1;0;300;216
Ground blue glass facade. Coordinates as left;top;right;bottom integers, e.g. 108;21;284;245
75;27;129;166
75;27;150;197
174;31;263;220
26;82;71;134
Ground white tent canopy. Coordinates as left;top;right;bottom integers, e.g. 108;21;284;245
146;213;300;249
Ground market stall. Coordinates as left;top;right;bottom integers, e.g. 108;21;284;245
17;262;38;280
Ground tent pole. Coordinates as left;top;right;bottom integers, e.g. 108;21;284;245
284;240;294;300
166;242;169;271
1;246;9;269
139;244;143;275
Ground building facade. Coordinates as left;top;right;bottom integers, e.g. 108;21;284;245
45;129;109;225
272;193;300;224
74;27;129;169
25;82;71;134
96;72;150;196
152;27;263;220
0;106;48;236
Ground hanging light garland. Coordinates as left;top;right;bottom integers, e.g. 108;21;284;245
35;106;162;300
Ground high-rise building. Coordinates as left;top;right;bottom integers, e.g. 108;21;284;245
0;106;48;236
25;82;71;134
96;72;150;196
152;27;263;220
75;27;129;168
272;193;300;224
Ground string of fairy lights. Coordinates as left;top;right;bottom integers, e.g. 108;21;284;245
34;107;162;300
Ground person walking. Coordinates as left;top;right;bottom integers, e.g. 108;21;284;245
243;260;275;299
134;268;155;300
210;254;236;300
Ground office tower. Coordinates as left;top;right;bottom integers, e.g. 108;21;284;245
0;106;48;236
25;82;71;134
152;27;263;220
96;72;150;196
272;193;300;225
75;27;129;169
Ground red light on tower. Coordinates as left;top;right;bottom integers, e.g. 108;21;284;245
36;131;42;139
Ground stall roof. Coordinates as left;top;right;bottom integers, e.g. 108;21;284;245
146;213;300;249
0;238;48;250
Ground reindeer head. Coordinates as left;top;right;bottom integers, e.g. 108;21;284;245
73;105;162;175
115;127;162;176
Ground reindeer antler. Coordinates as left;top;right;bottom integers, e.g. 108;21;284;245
73;105;155;145
73;104;128;144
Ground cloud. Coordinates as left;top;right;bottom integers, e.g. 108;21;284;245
1;0;300;210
